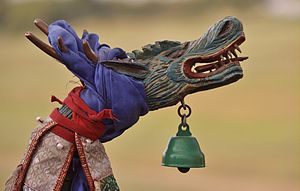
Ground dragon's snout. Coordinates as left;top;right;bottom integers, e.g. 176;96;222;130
178;16;247;80
163;16;248;100
182;34;247;79
217;16;244;37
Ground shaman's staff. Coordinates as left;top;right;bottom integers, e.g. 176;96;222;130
6;16;247;191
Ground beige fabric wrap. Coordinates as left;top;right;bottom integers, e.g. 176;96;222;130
5;117;114;191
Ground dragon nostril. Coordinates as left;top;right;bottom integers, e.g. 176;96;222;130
218;20;232;37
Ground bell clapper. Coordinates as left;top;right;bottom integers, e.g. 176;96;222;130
178;167;190;173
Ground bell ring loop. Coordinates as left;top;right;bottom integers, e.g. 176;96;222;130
182;114;187;125
181;125;188;131
179;123;189;131
177;104;192;118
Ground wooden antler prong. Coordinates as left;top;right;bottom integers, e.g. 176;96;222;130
58;36;68;53
34;18;49;36
83;40;98;63
25;32;60;61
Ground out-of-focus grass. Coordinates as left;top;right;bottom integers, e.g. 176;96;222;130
0;10;299;191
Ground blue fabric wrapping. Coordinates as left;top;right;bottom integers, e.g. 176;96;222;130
48;20;149;191
48;20;149;142
71;158;89;190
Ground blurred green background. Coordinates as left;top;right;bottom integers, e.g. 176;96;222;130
0;0;299;190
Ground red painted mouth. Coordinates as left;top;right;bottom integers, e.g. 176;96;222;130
183;35;248;78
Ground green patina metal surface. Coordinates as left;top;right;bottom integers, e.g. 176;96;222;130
162;136;205;168
162;122;205;170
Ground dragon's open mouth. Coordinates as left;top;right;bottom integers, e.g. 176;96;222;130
183;35;248;78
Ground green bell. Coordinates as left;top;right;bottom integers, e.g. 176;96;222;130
162;123;205;173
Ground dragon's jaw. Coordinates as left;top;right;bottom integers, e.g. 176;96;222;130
183;35;247;79
171;16;248;96
181;34;248;94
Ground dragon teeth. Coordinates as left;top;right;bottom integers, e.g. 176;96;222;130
225;54;229;60
234;44;242;53
230;49;238;57
191;64;197;73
